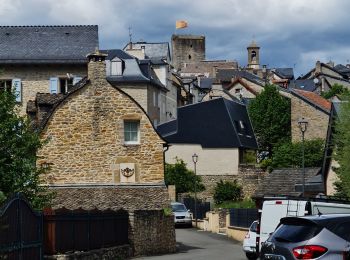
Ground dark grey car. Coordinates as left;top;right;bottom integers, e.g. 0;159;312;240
261;214;350;260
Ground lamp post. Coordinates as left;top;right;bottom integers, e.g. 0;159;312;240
298;118;308;197
192;153;198;228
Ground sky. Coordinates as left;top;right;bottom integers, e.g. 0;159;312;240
1;0;350;77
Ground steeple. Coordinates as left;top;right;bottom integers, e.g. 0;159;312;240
247;40;260;69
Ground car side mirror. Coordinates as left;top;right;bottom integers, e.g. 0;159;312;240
188;209;191;212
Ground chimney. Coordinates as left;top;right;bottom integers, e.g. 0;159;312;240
315;61;321;74
86;48;108;82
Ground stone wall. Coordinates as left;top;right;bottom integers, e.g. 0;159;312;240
44;245;132;260
198;166;265;200
118;85;148;114
0;64;86;115
37;58;165;185
130;210;176;256
291;94;329;142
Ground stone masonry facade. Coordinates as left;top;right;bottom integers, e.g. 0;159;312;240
291;94;329;142
37;57;165;185
0;64;86;115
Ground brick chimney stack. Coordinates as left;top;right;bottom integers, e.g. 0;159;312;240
86;48;108;82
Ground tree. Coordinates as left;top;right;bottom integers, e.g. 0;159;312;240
321;83;349;99
271;139;324;169
248;84;291;155
0;90;51;209
333;93;350;198
165;159;205;196
213;180;242;204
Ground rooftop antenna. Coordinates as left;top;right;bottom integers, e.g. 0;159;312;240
128;26;132;49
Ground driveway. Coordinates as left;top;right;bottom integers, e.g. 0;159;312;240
133;228;247;260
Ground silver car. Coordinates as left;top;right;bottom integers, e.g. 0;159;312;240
261;214;350;260
171;202;192;227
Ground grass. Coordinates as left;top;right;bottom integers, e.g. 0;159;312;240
214;199;256;209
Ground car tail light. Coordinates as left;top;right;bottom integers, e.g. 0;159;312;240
292;245;328;259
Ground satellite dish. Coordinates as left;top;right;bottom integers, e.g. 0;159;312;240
313;78;319;84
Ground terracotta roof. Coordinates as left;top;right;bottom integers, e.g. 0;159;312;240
293;89;331;113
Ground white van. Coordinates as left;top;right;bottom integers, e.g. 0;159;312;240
256;197;350;254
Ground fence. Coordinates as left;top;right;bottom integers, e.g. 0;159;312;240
182;197;211;219
0;193;43;260
43;208;129;255
229;208;258;228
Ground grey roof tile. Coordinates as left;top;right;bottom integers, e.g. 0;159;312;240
0;25;98;64
123;42;170;60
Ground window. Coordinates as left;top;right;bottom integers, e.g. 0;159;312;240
111;60;123;76
124;121;140;144
59;78;73;94
0;80;12;92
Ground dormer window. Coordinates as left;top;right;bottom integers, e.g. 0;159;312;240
111;60;123;76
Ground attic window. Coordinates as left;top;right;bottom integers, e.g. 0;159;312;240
235;120;246;135
65;32;70;36
111;60;123;76
5;32;10;36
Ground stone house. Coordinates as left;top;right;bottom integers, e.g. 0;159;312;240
157;97;262;199
102;49;168;126
28;50;175;255
299;61;350;94
0;25;98;115
290;89;331;142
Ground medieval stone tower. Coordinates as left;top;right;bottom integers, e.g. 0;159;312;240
247;40;260;69
171;34;205;70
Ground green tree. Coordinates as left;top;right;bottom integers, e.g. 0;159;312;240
165;159;205;196
0;90;51;209
333;93;350;198
213;180;242;204
321;83;349;99
248;84;291;155
271;139;324;169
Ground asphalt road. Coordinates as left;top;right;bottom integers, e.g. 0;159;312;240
133;228;247;260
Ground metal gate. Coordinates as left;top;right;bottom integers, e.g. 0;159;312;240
0;193;43;260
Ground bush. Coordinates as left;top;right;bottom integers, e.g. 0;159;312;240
213;180;243;204
215;198;255;209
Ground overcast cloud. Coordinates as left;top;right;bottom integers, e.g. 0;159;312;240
1;0;350;76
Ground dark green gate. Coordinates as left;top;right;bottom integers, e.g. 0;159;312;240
0;193;42;259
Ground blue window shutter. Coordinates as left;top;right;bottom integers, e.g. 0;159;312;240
50;77;59;94
12;78;21;102
73;77;82;85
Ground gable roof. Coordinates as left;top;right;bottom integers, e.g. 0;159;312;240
0;25;98;64
157;97;258;149
253;168;322;198
289;79;317;92
226;77;259;96
292;89;331;114
273;68;294;80
216;69;265;86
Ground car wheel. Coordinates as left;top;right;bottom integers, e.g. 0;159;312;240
245;252;258;260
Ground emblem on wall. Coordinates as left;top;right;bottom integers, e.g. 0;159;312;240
119;163;136;183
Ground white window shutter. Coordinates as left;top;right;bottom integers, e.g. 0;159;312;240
73;77;82;85
12;78;22;102
50;77;59;94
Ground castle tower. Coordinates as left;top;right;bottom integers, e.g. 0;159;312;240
247;40;260;69
171;34;205;70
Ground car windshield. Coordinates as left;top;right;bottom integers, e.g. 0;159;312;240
270;224;322;243
172;204;187;212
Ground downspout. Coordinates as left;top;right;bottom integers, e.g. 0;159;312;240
163;143;169;186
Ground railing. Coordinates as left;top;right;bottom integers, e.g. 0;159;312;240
43;208;129;255
0;193;43;259
229;208;258;228
182;197;211;219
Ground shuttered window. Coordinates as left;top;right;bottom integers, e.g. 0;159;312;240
111;61;123;76
49;77;59;94
12;79;21;102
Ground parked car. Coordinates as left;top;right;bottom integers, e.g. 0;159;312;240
243;220;258;260
171;202;192;227
260;214;350;260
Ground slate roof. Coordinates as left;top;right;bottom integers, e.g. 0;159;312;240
123;42;170;61
103;49;167;91
180;61;238;76
289;79;317;92
198;77;213;89
216;69;265;86
292;89;331;114
273;68;294;80
157;97;258;149
253;168;321;198
0;25;98;64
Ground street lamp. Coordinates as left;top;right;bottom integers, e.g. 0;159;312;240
192;153;198;228
298;118;308;197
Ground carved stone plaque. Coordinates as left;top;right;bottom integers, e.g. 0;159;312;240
120;163;136;183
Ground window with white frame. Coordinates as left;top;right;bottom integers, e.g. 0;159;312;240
111;60;123;76
124;120;140;144
0;80;12;92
